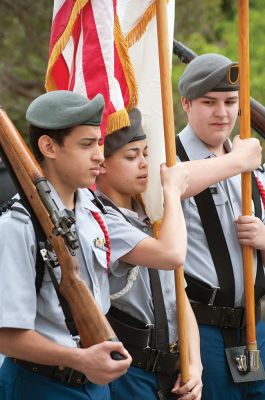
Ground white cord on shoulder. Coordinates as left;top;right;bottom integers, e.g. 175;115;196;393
110;266;140;300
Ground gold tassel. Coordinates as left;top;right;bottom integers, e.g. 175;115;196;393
126;0;170;48
45;0;90;91
114;15;138;112
106;109;131;135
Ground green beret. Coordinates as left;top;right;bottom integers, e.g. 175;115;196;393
178;53;239;100
26;90;104;129
104;108;146;157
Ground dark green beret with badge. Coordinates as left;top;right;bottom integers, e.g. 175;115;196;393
104;108;146;157
178;53;239;100
26;90;104;129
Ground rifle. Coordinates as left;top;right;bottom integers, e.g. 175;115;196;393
173;40;265;140
0;106;123;358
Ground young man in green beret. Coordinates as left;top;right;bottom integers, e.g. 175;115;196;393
0;90;132;400
177;53;265;399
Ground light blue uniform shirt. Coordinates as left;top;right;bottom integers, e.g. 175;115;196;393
96;192;178;344
178;124;265;306
0;184;110;348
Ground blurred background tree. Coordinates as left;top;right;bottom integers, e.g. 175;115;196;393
0;1;52;135
0;0;264;147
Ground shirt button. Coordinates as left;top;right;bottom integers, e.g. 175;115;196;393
143;227;148;233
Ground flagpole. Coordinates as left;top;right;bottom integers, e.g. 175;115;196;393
238;0;257;352
155;0;189;384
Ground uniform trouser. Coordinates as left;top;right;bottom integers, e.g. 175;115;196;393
200;320;265;400
0;358;110;400
109;365;159;400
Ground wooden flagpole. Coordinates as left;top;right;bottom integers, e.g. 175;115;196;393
155;0;190;384
238;0;257;352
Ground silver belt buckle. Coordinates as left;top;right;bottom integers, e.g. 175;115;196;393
169;341;179;353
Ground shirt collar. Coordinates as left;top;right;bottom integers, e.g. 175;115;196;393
48;182;100;213
95;190;148;223
178;123;231;160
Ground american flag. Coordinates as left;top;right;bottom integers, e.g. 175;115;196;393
45;0;138;138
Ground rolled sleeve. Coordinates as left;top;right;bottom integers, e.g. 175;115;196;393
104;209;148;270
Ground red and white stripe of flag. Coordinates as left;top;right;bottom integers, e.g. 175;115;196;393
46;0;138;138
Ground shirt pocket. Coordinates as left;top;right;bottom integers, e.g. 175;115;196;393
187;188;228;240
92;245;107;271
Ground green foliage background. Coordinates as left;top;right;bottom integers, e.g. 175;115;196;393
0;1;264;147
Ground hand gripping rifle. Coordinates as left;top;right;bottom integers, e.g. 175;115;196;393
173;40;265;140
0;106;124;359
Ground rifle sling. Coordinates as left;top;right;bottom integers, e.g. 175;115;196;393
40;245;79;338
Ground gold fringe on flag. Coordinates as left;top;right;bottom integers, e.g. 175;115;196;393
45;0;90;91
106;109;130;135
126;0;170;48
114;15;138;113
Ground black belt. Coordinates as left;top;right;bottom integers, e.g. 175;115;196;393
12;358;89;386
107;307;179;375
191;302;261;329
185;273;222;305
127;344;179;375
107;306;154;348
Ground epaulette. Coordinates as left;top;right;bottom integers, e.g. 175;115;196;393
10;201;30;223
0;198;17;216
0;197;30;223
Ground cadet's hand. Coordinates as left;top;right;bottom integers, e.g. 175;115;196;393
231;135;262;172
235;215;265;250
72;341;131;384
171;364;203;400
160;163;189;196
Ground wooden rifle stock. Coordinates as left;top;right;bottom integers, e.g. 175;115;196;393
0;107;119;349
173;40;265;140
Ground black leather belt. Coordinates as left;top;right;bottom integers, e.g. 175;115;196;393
12;358;89;386
107;307;179;375
185;273;222;305
107;306;154;348
127;345;179;375
191;302;261;329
